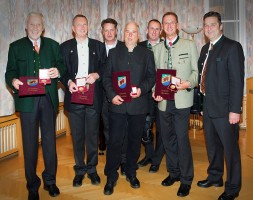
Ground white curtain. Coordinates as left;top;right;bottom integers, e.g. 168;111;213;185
107;0;205;47
0;0;102;116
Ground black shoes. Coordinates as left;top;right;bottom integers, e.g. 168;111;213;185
126;176;140;188
161;175;180;186
43;184;60;197
28;191;39;200
137;157;151;167
73;175;84;187
177;184;191;197
120;163;126;176
88;172;101;185
149;165;159;173
218;192;239;200
104;180;116;195
197;179;223;188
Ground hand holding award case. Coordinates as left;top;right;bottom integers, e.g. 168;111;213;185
112;71;132;102
19;76;45;96
154;69;181;100
71;78;95;105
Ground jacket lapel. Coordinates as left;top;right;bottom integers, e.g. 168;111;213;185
69;39;78;75
88;38;94;73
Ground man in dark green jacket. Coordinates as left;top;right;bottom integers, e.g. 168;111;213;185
5;12;65;200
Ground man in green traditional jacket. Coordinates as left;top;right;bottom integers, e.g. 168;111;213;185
5;12;65;200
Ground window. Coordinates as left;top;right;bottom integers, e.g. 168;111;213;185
209;0;240;41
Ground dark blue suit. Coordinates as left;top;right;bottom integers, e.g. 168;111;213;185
198;35;244;195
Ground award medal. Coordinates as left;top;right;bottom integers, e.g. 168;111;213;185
78;84;89;94
168;83;178;93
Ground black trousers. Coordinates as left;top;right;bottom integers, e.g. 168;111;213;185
20;95;57;192
144;104;165;166
101;98;127;163
203;98;241;195
68;105;99;175
159;100;193;185
104;112;146;182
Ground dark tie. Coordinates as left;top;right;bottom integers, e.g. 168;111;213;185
147;43;152;50
200;43;213;94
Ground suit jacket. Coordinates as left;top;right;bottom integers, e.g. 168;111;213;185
153;38;199;111
198;35;244;118
138;40;148;48
5;36;65;112
138;39;163;49
104;40;124;56
60;38;106;113
103;44;156;115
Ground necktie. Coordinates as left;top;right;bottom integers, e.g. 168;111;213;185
147;43;152;50
34;41;39;53
200;43;213;94
168;42;173;69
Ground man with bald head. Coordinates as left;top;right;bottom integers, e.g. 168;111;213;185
103;22;156;195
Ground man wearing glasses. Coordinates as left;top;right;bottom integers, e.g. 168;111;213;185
152;12;198;197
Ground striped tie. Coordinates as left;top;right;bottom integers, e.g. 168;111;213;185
147;43;152;50
200;43;213;94
34;41;40;53
168;42;173;69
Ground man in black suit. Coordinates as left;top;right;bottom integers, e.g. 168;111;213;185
103;22;156;195
137;19;165;173
100;18;127;175
197;11;244;200
60;14;106;188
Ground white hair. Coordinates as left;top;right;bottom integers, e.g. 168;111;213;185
26;12;44;27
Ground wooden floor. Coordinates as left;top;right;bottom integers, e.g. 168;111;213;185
0;129;252;200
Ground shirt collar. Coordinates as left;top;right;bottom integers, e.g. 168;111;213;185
29;37;41;46
105;39;117;48
166;35;178;46
76;37;88;45
211;34;223;46
148;39;160;46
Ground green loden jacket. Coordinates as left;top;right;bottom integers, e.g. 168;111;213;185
5;36;65;113
153;38;199;111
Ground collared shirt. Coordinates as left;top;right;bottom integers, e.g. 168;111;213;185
148;39;160;47
166;35;178;46
200;34;223;94
211;34;223;46
76;38;89;79
105;40;118;56
28;37;41;48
